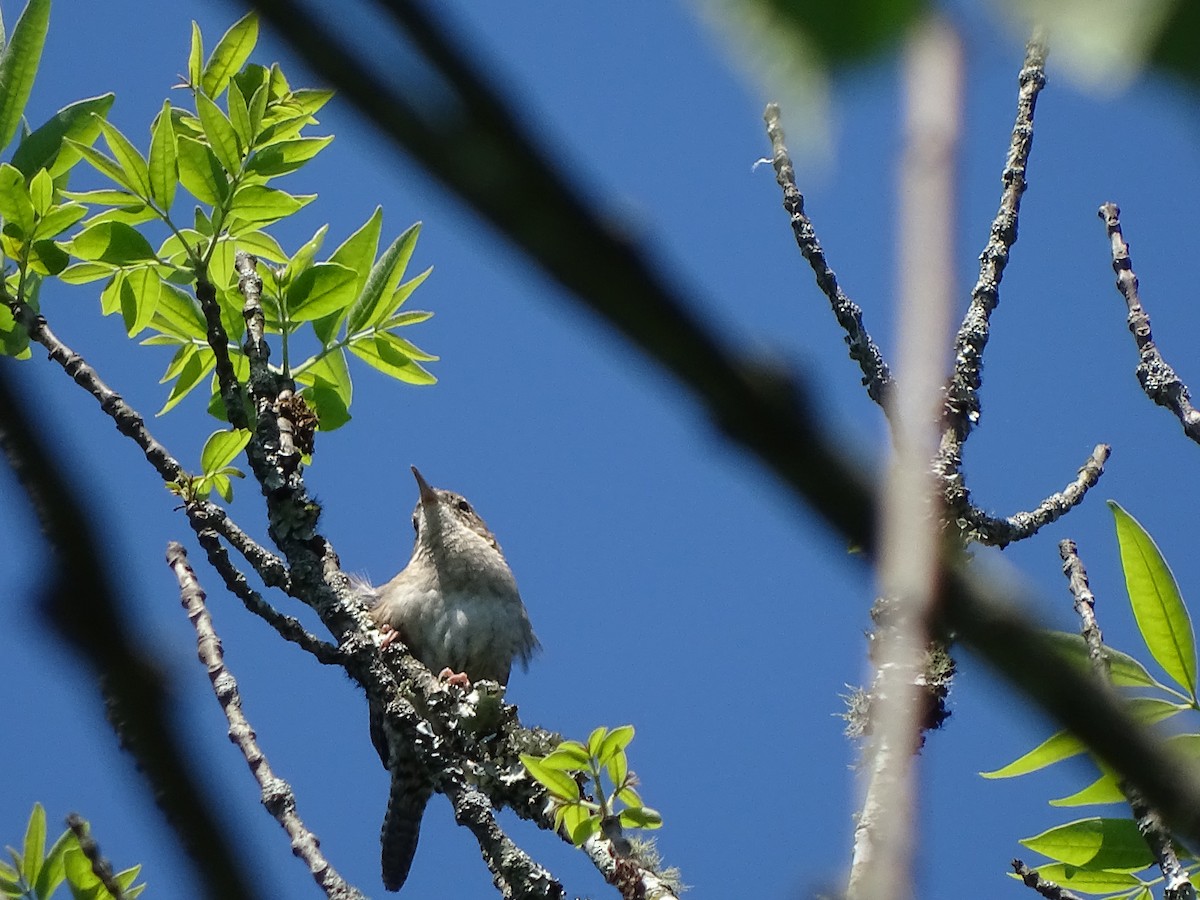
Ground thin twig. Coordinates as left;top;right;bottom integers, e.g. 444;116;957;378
66;815;126;900
188;513;344;664
1058;540;1194;900
1012;860;1086;900
0;366;256;900
940;32;1047;443
1097;202;1200;443
763;103;893;408
166;542;365;900
445;781;563;900
962;444;1110;547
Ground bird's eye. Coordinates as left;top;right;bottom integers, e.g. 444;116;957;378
411;512;419;533
456;498;472;514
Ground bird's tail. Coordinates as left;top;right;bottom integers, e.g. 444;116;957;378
381;754;434;892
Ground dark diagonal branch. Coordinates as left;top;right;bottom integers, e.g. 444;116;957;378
66;815;126;900
763;103;893;408
0;365;257;900
167;543;363;900
1098;202;1200;444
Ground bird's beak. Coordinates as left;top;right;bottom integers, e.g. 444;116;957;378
411;466;438;504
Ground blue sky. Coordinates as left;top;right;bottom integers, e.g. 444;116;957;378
3;2;1200;898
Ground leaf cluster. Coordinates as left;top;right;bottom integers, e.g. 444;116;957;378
0;8;437;442
0;805;145;900
521;725;662;847
983;503;1199;899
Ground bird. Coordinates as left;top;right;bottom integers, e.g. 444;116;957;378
360;466;539;892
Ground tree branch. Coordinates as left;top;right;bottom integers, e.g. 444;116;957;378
166;542;363;899
1097;201;1200;443
763;103;893;408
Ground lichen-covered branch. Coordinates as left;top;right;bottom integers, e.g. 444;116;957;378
763;103;893;408
959;444;1110;547
939;33;1047;447
1012;860;1086;900
167;542;364;900
1097;202;1200;443
1058;540;1194;900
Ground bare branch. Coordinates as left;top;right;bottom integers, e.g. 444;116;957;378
940;32;1047;445
1058;540;1194;900
66;814;126;900
1097;202;1200;443
1012;860;1086;900
763;103;893;408
167;542;365;900
962;444;1110;547
0;366;257;900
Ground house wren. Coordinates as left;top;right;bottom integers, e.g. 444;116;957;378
362;466;539;891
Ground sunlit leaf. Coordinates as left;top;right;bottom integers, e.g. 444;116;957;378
12;93;114;180
0;0;49;150
201;12;258;99
1110;501;1196;698
148;101;178;210
96;118;152;199
981;730;1084;779
1020;817;1153;871
244;135;332;176
285;261;356;321
176;134;228;205
199;427;251;472
196;92;241;173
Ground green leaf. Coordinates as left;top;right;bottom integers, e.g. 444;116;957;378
158;345;216;414
187;21;204;88
539;742;592;771
294;345;352;403
560;803;599;846
616;785;644;808
346;222;420;334
65;221;158;265
65;140;136;194
12;93;114;180
348;334;436;385
1041;631;1161;689
57;261;114;285
287;87;333;118
96;118;152;199
0;0;49;150
195;92;241;173
31;827;71;898
119;266;161;336
377;331;437;362
298;382;350;431
980;731;1085;779
285;262;356;321
21;803;45;884
0;162;34;233
176;134;228;205
223;230;284;264
28;239;69;276
1020;817;1154;871
31;202;87;241
1050;768;1124;807
150;284;205;341
604;750;629;790
227;80;251;150
587;726;609;759
618;806;662;830
1110;501;1197;697
596;725;636;766
244;135;332;177
200;428;251;472
521;754;581;802
227;184;312;228
201;12;258;98
1006;865;1143;894
61;187;140;205
148;101;178;210
28;167;50;215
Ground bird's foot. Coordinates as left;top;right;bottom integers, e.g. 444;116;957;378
379;624;402;649
438;667;472;689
